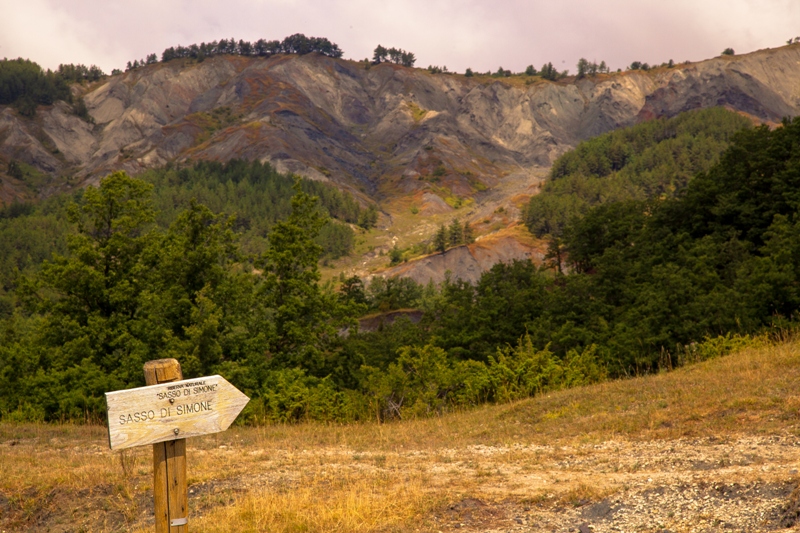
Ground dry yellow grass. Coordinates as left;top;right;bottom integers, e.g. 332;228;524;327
190;474;440;533
3;337;800;532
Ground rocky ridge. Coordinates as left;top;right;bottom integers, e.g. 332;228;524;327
2;44;799;205
1;44;799;282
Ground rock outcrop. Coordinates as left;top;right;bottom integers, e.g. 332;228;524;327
375;231;545;285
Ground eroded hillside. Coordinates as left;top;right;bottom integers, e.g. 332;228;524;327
3;45;800;202
2;44;799;281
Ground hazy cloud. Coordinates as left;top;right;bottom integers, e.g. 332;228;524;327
0;0;797;74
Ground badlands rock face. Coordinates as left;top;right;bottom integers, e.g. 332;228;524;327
2;44;800;205
1;44;799;282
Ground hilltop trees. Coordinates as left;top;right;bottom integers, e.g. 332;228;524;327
372;45;416;67
254;39;283;56
280;34;343;57
539;62;561;81
372;45;387;63
576;58;590;78
55;63;105;83
576;58;609;78
0;58;72;116
156;34;343;68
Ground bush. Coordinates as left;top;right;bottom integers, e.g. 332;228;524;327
357;335;606;422
259;368;367;422
388;245;403;265
362;345;487;420
675;333;762;366
488;334;605;402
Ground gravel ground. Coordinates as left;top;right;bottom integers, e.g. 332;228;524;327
424;435;800;533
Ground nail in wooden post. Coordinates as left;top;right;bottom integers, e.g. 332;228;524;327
144;359;188;533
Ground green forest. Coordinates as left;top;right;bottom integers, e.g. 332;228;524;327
2;110;800;425
0;58;105;117
523;107;753;240
0;160;372;315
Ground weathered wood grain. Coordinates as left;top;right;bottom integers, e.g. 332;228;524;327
164;439;187;531
106;375;249;450
145;359;188;533
153;433;173;532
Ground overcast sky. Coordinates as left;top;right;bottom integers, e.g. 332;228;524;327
1;0;799;75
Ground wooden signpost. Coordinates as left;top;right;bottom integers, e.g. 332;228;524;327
105;359;249;532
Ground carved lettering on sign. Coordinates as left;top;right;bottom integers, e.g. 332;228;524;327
105;375;249;450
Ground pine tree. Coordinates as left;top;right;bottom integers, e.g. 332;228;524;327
448;218;463;247
372;45;388;63
576;58;589;79
463;222;474;244
434;224;448;253
18;171;157;393
256;180;348;374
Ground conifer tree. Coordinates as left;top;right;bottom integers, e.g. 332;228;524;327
434;224;448;253
463;222;474;244
448;218;463;247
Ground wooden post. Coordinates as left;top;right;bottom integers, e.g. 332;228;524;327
144;359;188;532
107;363;247;530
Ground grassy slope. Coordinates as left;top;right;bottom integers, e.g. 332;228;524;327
2;337;800;532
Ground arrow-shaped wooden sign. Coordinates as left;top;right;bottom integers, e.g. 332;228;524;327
105;375;249;450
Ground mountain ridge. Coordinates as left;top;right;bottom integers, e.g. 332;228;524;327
2;43;799;208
